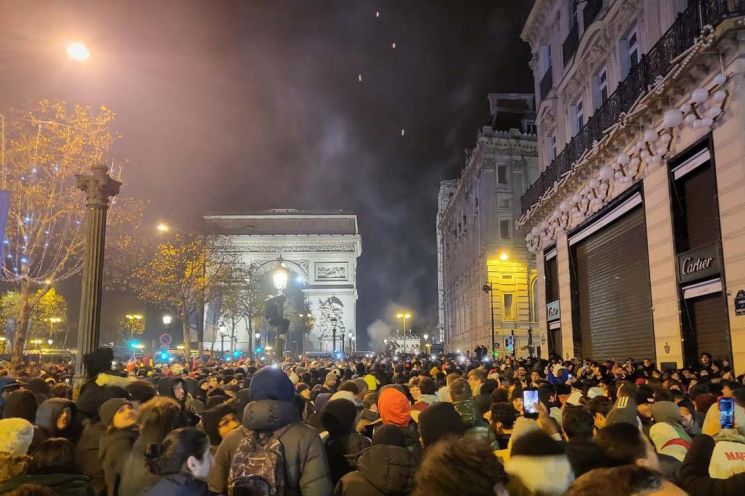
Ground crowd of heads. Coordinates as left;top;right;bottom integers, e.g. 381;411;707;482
0;346;741;495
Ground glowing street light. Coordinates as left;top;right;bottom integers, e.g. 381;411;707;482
273;267;288;291
66;42;90;62
162;314;173;326
156;222;170;233
396;312;412;353
499;251;509;261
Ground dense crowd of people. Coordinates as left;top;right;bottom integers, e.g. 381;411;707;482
0;346;744;495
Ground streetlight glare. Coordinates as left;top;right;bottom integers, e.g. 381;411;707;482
162;314;173;325
499;252;509;261
273;268;288;291
156;222;170;233
66;42;90;61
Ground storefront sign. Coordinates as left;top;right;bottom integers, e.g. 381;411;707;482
547;300;561;322
678;243;720;284
735;290;745;316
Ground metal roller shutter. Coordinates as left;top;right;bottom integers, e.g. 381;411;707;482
688;293;731;361
573;207;655;360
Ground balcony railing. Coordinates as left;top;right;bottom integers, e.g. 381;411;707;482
539;68;553;101
562;21;580;66
521;0;745;215
583;0;604;29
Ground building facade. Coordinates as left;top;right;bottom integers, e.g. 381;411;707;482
439;94;540;356
520;0;745;369
204;210;362;354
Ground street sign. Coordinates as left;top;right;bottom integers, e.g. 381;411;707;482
159;333;172;347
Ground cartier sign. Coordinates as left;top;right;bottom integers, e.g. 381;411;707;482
677;243;720;284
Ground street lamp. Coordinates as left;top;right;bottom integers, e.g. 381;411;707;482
396;312;412;353
162;314;173;326
347;332;353;355
47;338;53;347
482;282;497;359
156;222;170;233
66;41;90;62
273;267;288;292
499;251;509;262
331;317;338;355
219;323;227;358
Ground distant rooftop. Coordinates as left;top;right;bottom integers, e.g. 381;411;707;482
205;210;359;235
484;93;536;134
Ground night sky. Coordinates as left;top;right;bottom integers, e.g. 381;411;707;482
0;1;533;346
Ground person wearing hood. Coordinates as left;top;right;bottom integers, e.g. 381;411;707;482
370;386;420;458
207;366;332;496
35;398;80;446
0;418;35;484
0;437;93;496
25;379;50;405
649;401;692;463
199;404;240;454
143;428;212;496
98;398;139;496
158;377;199;427
321;399;371;485
504;430;574;496
334;424;416;496
2;389;38;425
119;397;185;496
0;378;21;417
449;378;495;445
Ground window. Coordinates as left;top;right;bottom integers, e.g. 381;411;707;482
619;25;640;79
592;65;609;110
570;98;584;136
498;198;511;210
523;119;537;135
567;0;577;32
497;165;508;185
539;44;552;77
546;134;557;161
503;294;514;321
500;219;512;239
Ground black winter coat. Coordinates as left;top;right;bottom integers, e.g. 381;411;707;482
75;420;106;496
325;432;372;485
334;445;416;496
679;434;745;496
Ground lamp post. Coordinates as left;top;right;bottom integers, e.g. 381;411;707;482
423;333;430;354
331;317;338;355
396;312;411;353
482;282;496;359
347;332;353;355
74;164;121;384
254;332;261;359
273;264;288;359
219;323;227;359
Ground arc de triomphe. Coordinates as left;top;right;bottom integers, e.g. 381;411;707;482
204;210;362;353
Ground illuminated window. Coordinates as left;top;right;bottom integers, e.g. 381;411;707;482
503;294;514;320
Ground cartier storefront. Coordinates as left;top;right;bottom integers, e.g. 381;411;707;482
670;141;730;367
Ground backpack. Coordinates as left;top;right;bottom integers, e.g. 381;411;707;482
228;426;290;496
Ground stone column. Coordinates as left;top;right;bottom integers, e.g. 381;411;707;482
74;165;121;382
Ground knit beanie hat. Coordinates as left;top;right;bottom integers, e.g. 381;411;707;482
315;393;332;414
249;367;295;402
2;390;39;423
378;386;411;428
201;403;235;446
418;402;465;447
373;423;406;447
99;398;131;428
0;418;34;455
605;395;641;427
321;399;357;436
125;380;157;404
